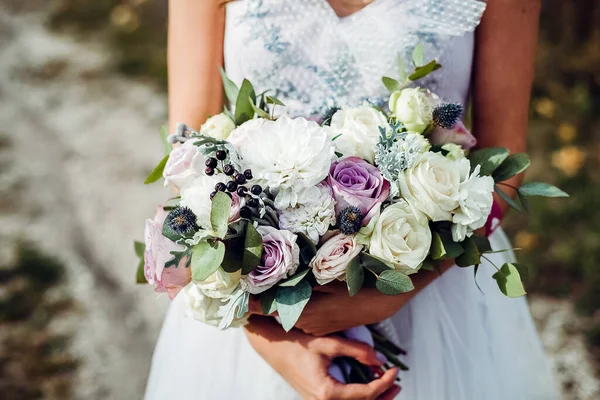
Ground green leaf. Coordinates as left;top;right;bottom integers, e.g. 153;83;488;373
234;79;256;125
430;232;446;260
492;263;527;298
375;270;414;295
471;235;492;253
346;257;364;297
159;124;171;155
359;252;394;275
517;190;530;213
513;262;529;282
211;192;232;239
412;44;424;67
408;60;442;81
266;95;286;106
467;147;509;176
492;153;530;182
191;240;225;281
219;66;239;104
382;76;401;92
397;54;407;83
296;232;317;266
242;222;263;274
455;237;481;267
279;269;311;287
518;182;569;198
495;185;523;212
136;258;147;284
431;232;464;260
260;290;278;314
221;237;244;273
144;154;169;184
249;97;271;119
276;281;312;331
134;241;145;258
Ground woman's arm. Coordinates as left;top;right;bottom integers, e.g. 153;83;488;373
168;0;225;132
262;0;542;336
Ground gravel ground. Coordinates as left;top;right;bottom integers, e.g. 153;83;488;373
0;5;597;400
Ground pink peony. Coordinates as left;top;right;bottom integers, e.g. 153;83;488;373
144;207;191;299
162;140;206;189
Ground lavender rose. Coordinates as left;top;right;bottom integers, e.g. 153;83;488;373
163;140;206;189
327;156;390;224
240;226;300;294
144;207;191;299
310;233;363;285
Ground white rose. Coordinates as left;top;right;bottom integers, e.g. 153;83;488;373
184;283;247;328
389;88;433;133
330;107;389;163
451;163;495;241
196;268;241;299
200;113;236;140
162;140;205;189
369;200;431;274
310;233;363;285
397;152;461;221
179;175;223;229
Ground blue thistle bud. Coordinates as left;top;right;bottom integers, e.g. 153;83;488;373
432;103;463;129
338;206;364;235
165;207;198;237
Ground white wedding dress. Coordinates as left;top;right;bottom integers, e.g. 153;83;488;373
145;1;559;399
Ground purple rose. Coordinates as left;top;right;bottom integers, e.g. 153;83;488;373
240;226;300;294
144;207;191;299
327;156;390;224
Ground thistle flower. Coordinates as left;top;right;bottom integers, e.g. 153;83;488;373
432;102;463;129
165;207;198;237
338;206;364;235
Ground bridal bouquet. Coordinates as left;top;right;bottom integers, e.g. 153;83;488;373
135;46;567;335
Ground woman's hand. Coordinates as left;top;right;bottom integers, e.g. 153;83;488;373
244;316;401;400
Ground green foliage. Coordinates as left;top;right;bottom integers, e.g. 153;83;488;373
492;263;527;298
455;237;481;267
346;257;364;297
242;223;263;274
493;153;531;182
408;60;442;81
144;154;169;184
276;281;312;332
519;182;569;198
134;241;147;284
296;232;317;266
382;77;401;92
278;269;311;287
210;192;232;239
191;240;225;281
375;270;414;295
260;289;278;315
467;147;509;176
411;44;424;67
234;79;256;125
219;66;240;105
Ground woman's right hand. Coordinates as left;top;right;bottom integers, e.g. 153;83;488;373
244;316;401;400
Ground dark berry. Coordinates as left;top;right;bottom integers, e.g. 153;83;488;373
215;149;227;160
223;164;235;176
338;206;364;235
210;191;217;200
240;206;252;219
215;182;227;192
205;167;215;176
247;197;259;208
205;158;218;168
165;207;197;236
234;173;246;184
244;169;253;180
225;191;233;199
250;184;262;195
226;181;238;192
236;186;248;196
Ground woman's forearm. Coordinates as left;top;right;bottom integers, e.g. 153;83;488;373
472;0;541;212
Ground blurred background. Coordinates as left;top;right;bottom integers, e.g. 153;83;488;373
0;0;598;399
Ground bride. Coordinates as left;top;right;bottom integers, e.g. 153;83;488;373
145;0;559;399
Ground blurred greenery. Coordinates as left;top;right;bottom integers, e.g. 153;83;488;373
47;0;600;361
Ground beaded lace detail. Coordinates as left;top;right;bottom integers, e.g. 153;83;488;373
225;0;486;118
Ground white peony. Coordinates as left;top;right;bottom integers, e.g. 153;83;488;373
196;268;241;299
311;233;363;285
179;175;223;229
200;113;236;140
278;185;336;244
162;139;206;189
451;163;495;241
228;116;335;202
329;106;389;163
369;200;431;273
389;88;433;133
184;283;247;328
397;152;462;221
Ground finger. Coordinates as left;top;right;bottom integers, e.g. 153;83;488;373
378;384;401;400
330;368;399;400
318;337;382;366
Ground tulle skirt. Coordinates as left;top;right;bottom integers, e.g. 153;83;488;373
144;228;559;400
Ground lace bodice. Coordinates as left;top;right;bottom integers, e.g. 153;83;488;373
224;0;486;118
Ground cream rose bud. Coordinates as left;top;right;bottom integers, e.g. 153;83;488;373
184;283;248;328
330;107;389;163
196;269;241;299
162;139;206;189
397;152;461;221
389;88;433;134
310;233;363;285
200;113;236;140
369;200;431;274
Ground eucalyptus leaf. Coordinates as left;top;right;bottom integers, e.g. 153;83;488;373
144;154;169;184
219;66;240;104
279;269;311;287
492;263;527;298
235;79;256;125
266;95;286;106
276;281;312;332
249;98;271;119
242;222;263;274
382;76;401;92
412;44;424;67
376;270;414;295
495;185;523;212
492;153;530;182
455;237;480;267
430;232;446;260
191;240;225;282
134;241;145;258
408;60;442;81
261;290;278;315
467;147;509;176
433;232;464;260
221;237;244;273
360;252;394;275
471;235;492;254
518;182;569;198
346;257;364;297
136;258;147;284
211;192;232;239
296;232;317;265
513;262;529;281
